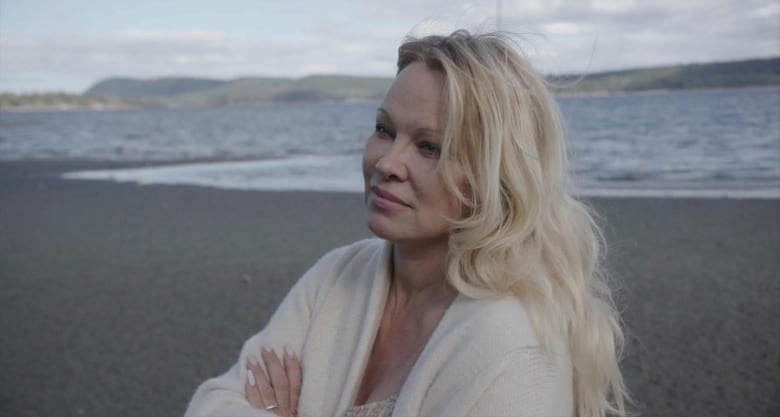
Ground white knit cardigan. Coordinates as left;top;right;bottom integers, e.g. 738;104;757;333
185;238;573;417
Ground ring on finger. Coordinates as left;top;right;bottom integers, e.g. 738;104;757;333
265;403;279;411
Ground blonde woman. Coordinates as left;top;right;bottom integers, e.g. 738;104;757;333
186;30;627;417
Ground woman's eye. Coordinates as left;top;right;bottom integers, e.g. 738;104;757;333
419;141;441;159
374;123;393;138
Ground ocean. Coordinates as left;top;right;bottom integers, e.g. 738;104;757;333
1;87;778;198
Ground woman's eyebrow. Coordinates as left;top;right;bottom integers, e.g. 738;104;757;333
377;107;441;137
376;107;392;121
415;127;441;137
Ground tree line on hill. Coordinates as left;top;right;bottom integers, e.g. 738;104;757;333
547;57;780;92
1;57;777;111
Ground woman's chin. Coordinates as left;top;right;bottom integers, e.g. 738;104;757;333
367;217;397;241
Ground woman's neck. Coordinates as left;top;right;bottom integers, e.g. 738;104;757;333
352;239;458;406
389;240;457;310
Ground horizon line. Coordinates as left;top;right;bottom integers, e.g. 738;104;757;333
2;55;778;95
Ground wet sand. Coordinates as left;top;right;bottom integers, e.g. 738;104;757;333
0;160;777;416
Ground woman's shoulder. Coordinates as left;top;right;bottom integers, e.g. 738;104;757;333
409;294;571;409
445;294;540;349
313;238;386;276
320;237;385;262
424;293;571;371
297;238;388;294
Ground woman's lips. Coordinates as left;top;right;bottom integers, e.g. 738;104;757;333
371;186;410;211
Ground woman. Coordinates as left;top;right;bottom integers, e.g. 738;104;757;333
185;30;627;417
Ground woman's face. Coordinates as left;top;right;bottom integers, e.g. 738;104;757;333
362;62;463;246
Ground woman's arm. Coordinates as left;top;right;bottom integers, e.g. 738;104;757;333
184;249;340;417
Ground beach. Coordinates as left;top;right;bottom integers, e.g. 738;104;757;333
0;160;778;417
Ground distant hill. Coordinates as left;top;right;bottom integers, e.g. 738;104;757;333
2;57;777;111
85;77;227;98
83;75;392;106
0;92;137;111
550;57;780;93
80;57;778;105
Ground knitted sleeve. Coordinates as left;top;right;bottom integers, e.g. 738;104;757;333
183;247;344;417
465;347;574;417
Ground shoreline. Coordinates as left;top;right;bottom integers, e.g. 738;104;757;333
2;85;777;113
1;159;778;416
553;83;780;98
0;97;384;113
17;158;777;200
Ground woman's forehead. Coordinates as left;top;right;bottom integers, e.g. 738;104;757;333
379;63;446;132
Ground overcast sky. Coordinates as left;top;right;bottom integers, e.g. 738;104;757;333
0;0;778;93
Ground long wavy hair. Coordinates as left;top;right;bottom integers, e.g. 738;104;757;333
398;31;628;417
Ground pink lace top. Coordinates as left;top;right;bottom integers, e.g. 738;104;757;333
341;396;397;417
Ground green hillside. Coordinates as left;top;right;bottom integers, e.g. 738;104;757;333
84;77;228;98
549;57;779;93
0;92;137;111
81;75;392;107
2;57;778;111
80;56;780;104
285;75;392;101
77;58;780;106
147;77;295;106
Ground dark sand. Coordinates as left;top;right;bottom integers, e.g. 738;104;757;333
1;160;778;417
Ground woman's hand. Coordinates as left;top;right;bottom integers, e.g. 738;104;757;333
245;347;302;417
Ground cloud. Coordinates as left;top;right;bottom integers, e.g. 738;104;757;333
118;30;231;43
0;29;399;92
499;0;780;73
351;0;778;74
0;0;777;92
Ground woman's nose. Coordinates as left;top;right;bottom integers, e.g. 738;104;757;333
374;140;409;181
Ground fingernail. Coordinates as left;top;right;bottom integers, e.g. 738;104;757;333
248;356;258;366
262;346;272;353
284;346;294;358
247;369;256;386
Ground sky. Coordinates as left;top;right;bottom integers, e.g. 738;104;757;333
0;0;778;93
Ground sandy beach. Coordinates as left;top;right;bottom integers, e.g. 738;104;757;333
0;160;778;417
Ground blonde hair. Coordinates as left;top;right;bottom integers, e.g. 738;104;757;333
398;31;628;417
